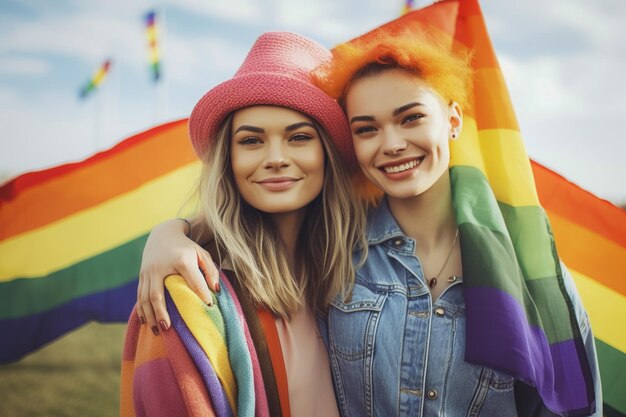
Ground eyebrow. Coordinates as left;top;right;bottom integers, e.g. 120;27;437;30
392;102;424;116
233;121;316;134
234;125;264;134
350;115;375;124
285;122;316;132
350;102;425;124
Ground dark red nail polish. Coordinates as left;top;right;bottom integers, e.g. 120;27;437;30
159;320;168;332
151;326;160;336
140;316;146;325
215;283;221;293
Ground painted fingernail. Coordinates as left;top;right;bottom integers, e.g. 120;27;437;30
151;326;160;336
215;283;221;293
159;320;168;332
140;316;146;325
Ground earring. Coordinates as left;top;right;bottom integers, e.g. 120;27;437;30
451;133;457;139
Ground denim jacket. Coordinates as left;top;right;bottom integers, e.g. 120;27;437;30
320;200;602;417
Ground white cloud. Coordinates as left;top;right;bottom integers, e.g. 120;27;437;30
163;34;246;86
0;13;147;70
165;0;263;23
544;0;626;47
0;56;49;76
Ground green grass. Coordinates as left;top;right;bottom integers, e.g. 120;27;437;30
0;322;126;417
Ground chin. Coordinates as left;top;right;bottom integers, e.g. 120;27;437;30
383;189;423;200
253;196;314;215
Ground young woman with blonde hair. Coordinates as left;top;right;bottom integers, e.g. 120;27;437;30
121;31;366;417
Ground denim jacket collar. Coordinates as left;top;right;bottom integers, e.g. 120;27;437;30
365;198;406;246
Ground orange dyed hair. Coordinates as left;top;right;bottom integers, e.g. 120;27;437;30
312;30;473;110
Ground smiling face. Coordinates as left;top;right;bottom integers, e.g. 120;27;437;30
230;105;325;215
345;68;462;200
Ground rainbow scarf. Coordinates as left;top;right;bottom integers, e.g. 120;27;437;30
120;270;290;417
357;1;596;414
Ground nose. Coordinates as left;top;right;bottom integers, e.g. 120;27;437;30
381;127;407;156
264;141;289;170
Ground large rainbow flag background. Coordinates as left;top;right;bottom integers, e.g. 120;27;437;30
0;0;624;415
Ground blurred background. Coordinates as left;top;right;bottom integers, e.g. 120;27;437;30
1;1;624;416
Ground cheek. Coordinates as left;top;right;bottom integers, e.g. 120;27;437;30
434;136;451;158
298;142;325;174
352;137;376;167
300;144;325;194
230;149;255;180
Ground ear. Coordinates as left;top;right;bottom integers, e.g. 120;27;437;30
448;102;463;140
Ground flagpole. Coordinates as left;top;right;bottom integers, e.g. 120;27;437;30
79;59;111;152
157;1;168;122
94;84;101;151
112;59;122;148
159;4;168;122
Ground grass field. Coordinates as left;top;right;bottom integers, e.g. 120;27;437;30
0;322;126;417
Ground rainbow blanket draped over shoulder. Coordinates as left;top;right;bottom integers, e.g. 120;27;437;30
351;1;619;415
120;270;291;417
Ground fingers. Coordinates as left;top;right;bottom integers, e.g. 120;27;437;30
199;252;221;294
150;278;170;333
140;275;160;336
180;255;214;306
136;275;147;325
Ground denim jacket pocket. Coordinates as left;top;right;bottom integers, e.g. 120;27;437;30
328;283;386;361
467;367;516;417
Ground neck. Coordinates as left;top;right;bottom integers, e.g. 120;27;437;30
387;171;457;251
269;209;306;262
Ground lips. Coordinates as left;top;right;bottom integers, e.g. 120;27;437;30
255;177;300;191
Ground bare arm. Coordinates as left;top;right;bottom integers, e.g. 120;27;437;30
136;217;219;334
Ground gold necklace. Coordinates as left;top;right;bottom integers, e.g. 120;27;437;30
428;228;459;289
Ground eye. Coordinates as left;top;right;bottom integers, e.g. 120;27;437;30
289;133;313;142
402;113;424;125
354;125;377;135
237;136;262;145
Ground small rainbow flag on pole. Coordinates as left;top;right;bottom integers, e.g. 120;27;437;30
78;59;111;99
402;0;415;15
145;10;161;82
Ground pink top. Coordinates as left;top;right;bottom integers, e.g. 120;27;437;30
275;308;340;417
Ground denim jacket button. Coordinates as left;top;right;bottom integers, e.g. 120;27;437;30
427;389;438;400
434;307;445;317
391;238;404;248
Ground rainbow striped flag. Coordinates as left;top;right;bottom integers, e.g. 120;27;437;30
78;59;112;99
0;120;200;363
533;162;626;417
145;10;161;82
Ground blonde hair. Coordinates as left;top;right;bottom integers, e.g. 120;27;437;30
198;113;367;316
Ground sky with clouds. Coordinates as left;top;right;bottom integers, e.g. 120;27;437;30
1;0;624;205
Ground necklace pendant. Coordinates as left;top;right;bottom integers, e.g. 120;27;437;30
428;277;437;288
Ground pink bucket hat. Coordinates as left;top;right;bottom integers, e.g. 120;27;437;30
188;31;356;168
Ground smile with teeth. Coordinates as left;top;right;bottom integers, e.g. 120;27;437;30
382;158;422;174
